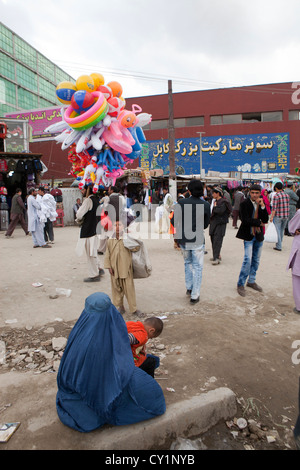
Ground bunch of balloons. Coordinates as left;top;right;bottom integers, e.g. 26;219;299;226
44;73;152;191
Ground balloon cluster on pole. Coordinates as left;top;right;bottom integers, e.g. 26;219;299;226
44;73;152;192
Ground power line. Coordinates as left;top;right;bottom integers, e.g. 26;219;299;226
52;59;296;95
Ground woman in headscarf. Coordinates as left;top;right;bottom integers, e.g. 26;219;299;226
261;189;271;215
56;292;166;432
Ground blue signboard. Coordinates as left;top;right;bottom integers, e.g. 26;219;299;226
145;132;289;174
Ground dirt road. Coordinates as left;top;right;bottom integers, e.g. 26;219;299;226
0;221;299;450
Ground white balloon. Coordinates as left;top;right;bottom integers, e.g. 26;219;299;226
90;132;103;151
44;120;69;134
103;115;112;127
54;129;71;143
136;113;152;127
61;129;82;150
76;128;93;153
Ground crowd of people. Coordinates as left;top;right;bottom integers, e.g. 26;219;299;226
6;179;299;313
58;177;300;438
5;185;57;248
170;180;300;315
2;179;300;441
72;177;300;316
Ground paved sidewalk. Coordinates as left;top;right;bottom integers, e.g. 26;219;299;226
0;370;236;450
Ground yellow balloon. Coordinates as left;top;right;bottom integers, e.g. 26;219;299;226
90;73;105;90
76;75;95;92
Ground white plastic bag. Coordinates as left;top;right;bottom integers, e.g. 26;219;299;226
264;222;278;243
123;235;152;279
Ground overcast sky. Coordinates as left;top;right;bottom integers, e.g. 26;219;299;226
1;0;300;98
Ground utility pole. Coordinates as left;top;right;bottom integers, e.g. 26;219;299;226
168;79;177;201
197;131;205;178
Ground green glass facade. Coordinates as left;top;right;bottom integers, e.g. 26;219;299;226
0;22;73;115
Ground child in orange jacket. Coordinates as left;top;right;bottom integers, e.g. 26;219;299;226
127;317;163;377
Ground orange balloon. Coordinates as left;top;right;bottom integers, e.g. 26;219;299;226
107;81;123;98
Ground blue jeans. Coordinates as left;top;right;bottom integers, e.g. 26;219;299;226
273;216;288;250
181;244;205;300
237;238;263;286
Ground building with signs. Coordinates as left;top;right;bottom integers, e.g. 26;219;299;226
1;28;300;184
124;82;300;178
0;22;73;116
24;81;300;182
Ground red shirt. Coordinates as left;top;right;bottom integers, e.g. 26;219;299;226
126;321;148;367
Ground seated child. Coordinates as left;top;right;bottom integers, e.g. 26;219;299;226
127;317;163;377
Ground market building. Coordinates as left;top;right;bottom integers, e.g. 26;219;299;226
1;22;300;194
0;22;73;205
4;82;300;185
0;22;73;116
124;82;300;179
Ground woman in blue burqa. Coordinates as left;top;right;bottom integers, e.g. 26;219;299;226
56;292;166;432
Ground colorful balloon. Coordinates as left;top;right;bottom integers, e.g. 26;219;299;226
48;72;150;191
71;90;95;115
90;73;105;89
64;91;108;130
117;105;141;128
118;110;138;128
107;81;123;98
98;84;112;100
56;81;77;104
107;97;124;117
76;75;95;92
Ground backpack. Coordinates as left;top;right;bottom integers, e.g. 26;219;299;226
7;159;16;171
33;159;43;172
15;160;25;173
0;159;8;172
24;159;34;173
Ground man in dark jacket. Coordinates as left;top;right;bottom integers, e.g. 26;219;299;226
209;187;232;265
236;184;269;296
5;188;29;238
173;179;210;304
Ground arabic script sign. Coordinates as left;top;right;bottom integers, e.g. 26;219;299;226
5;107;63;141
146;133;289;175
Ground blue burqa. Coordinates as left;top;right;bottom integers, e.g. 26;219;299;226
56;292;166;432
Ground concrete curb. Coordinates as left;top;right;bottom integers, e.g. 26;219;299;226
89;387;237;450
